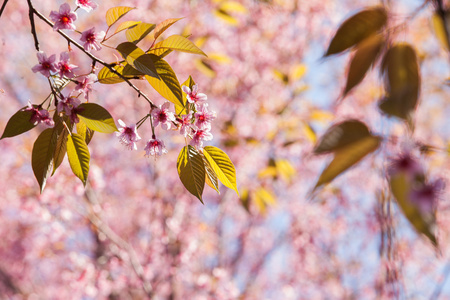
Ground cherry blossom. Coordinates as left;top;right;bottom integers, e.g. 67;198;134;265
410;179;445;214
80;27;105;52
57;52;78;79
179;113;193;137
190;127;213;149
387;152;423;179
49;3;77;31
151;102;175;130
57;94;81;115
182;85;207;106
75;0;98;12
194;104;216;130
23;101;55;127
144;138;168;156
75;74;96;100
31;51;57;77
116;119;141;150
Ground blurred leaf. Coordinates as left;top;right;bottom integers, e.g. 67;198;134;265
240;188;251;213
344;34;384;96
32;128;58;193
302;122;316;143
203;146;239;196
126;22;156;44
150;35;207;56
77;103;118;133
106;6;135;27
390;174;437;246
177;146;205;203
67;133;90;186
325;6;387;56
290;64;307;81
276;159;296;183
1;106;37;139
273;69;289;85
195;59;216;77
208;53;232;64
116;42;159;78
254;187;276;215
76;120;95;145
432;11;450;52
214;9;239;26
145;58;183;108
314;120;372;154
314;135;381;189
149;18;183;42
219;1;248;14
379;43;420;120
113;20;141;35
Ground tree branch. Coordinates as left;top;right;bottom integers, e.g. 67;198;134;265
0;0;9;19
26;0;39;51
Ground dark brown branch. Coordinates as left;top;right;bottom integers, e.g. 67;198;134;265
0;0;9;18
26;0;39;51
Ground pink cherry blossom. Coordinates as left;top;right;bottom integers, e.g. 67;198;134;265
75;74;96;100
69;106;83;124
75;0;98;12
182;85;207;106
49;3;77;31
80;28;105;52
190;127;213;149
57;52;78;79
116;119;141;150
57;94;81;115
194;104;216;130
179;113;193;137
23;101;55;127
387;152;423;179
151;102;175;130
31;51;57;78
410;179;445;214
144;138;168;157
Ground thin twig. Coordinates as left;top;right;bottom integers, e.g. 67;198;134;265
26;0;39;51
0;0;9;18
28;1;157;108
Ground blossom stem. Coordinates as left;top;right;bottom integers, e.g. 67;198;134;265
136;114;149;129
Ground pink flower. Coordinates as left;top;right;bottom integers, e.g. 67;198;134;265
388;152;423;179
116;119;141;150
410;179;445;214
50;3;77;31
144;138;168;157
151;102;175;130
80;28;105;52
57;52;78;79
75;0;98;12
179;113;192;137
194;104;216;130
57;94;81;115
23;101;55;127
182;85;207;106
190;127;213;149
75;74;96;99
69;106;83;124
31;51;57;78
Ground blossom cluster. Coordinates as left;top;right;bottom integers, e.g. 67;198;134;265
116;85;216;157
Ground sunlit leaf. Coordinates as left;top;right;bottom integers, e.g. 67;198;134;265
325;7;387;56
150;35;207;56
214;9;239;26
1;106;37;139
98;64;129;84
52;116;71;176
344;34;384;96
275;159;296;183
32;128;58;193
432;11;450;52
200;151;220;194
67;133;90;186
177;146;205;203
149;18;183;41
113;21;141;35
147;40;173;58
254;187;276;215
77;103;118;133
106;6;135;27
145;58;183;108
208;53;232;64
76;120;95;145
203;146;239;196
126;22;156;44
116;42;159;78
219;1;248;14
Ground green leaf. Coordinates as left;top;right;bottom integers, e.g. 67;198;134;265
114;21;141;35
325;7;387;56
106;6;135;27
145;58;183;107
32;128;58;193
116;42;159;78
76;120;95;145
314;135;381;189
314;120;372;154
379;43;420;120
52;116;72;176
344;34;384;97
150;35;207;56
98;63;144;84
200;151;220;194
126;22;156;44
1;106;37;139
147;40;174;58
203;146;239;196
149;18;183;42
67;133;90;186
177;146;205;203
77;103;118;133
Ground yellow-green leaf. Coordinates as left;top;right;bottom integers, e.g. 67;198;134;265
432;11;450;52
219;1;248;14
200;151;220;194
67;133;90;186
149;18;183;41
254;187;276;215
150;35;207;56
177;146;205;203
52;116;72;176
147;40;173;58
32;128;59;193
203;146;239;196
145;58;183;108
325;7;387;56
77;103;118;133
214;9;239;26
126;22;156;44
76;120;95;145
116;42;159;78
114;21;141;35
106;6;135;27
1;105;38;139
